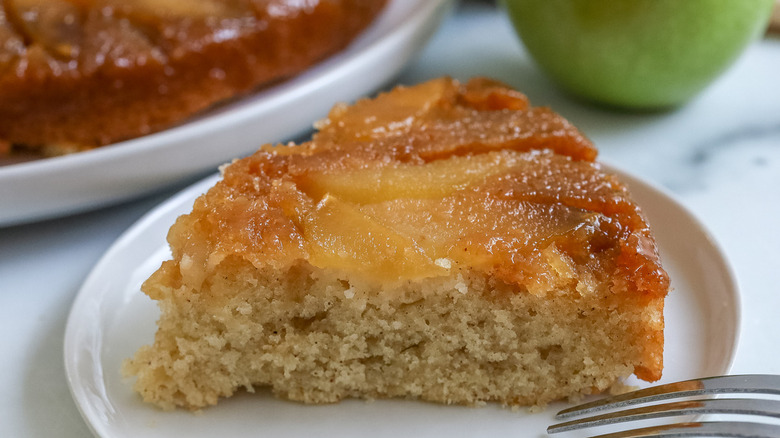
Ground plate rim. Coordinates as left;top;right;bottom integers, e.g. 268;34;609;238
63;162;741;437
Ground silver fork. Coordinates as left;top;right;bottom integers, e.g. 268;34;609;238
547;374;780;437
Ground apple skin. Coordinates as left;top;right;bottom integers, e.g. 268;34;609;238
502;0;774;109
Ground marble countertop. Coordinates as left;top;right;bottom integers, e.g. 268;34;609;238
2;2;779;436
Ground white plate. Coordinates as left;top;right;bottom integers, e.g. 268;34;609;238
64;166;740;438
0;0;452;227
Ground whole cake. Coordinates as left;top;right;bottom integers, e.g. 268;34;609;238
123;77;670;410
0;0;386;156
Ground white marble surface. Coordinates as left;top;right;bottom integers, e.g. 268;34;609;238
1;2;779;436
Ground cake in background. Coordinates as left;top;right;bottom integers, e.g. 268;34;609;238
0;0;386;157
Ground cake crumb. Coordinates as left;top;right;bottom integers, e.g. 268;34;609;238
454;274;468;294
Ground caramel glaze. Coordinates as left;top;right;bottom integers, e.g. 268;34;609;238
167;77;670;318
0;0;386;152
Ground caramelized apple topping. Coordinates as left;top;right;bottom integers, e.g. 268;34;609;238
170;78;668;299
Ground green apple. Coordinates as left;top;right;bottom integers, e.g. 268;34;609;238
502;0;774;109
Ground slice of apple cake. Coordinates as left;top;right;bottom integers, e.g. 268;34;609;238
123;77;670;410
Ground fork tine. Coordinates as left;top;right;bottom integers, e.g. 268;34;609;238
556;375;780;419
548;398;780;433
585;421;780;438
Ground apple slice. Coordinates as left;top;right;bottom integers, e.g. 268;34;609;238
303;194;445;282
316;77;453;143
0;7;25;72
298;150;520;204
6;0;83;59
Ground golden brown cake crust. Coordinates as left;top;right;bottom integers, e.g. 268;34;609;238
0;0;386;154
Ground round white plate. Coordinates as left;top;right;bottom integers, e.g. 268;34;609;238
0;0;453;227
64;166;739;438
